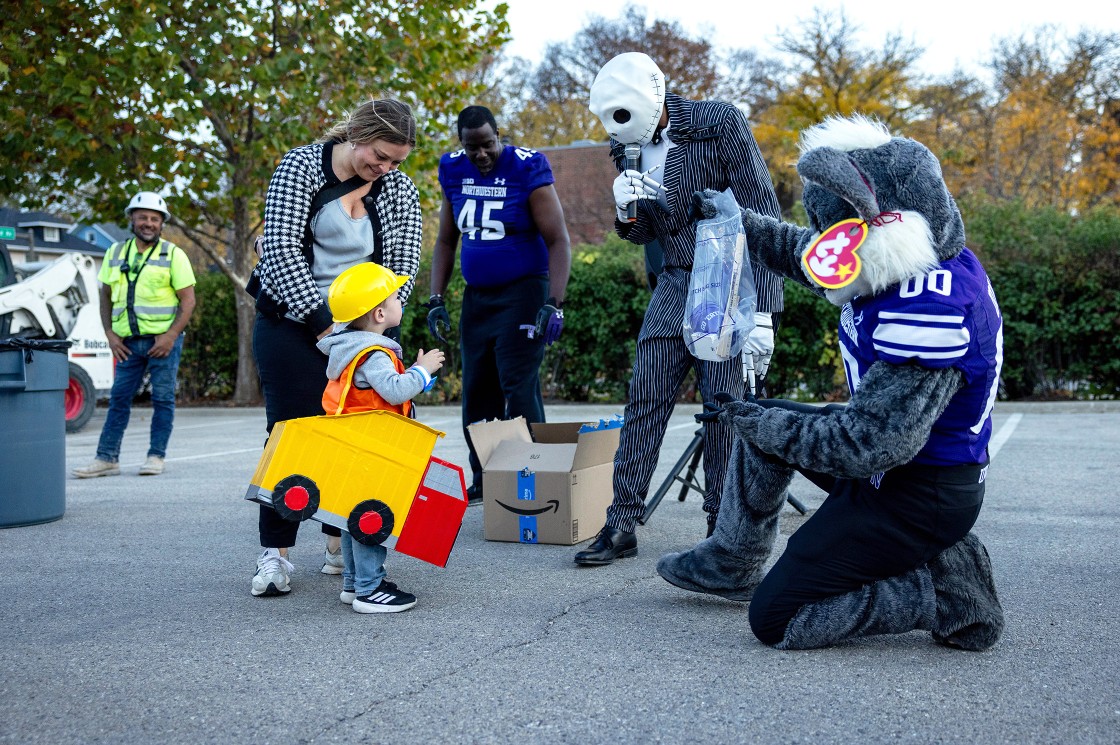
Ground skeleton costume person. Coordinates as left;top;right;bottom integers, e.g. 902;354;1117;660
574;53;784;565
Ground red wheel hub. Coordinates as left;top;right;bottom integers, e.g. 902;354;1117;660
64;378;84;420
283;485;310;511
358;511;383;535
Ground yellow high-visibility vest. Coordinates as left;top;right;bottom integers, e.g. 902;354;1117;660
101;238;183;337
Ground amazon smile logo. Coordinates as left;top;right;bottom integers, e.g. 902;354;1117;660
495;499;559;516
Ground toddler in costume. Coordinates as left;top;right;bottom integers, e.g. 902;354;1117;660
317;262;444;613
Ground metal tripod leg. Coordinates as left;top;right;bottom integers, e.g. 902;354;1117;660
639;428;808;525
639;428;704;525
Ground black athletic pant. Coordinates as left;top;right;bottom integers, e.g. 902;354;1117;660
252;312;342;547
460;275;548;488
748;459;987;646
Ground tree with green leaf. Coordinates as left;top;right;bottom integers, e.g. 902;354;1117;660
0;0;509;402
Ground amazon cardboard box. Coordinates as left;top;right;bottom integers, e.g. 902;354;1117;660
467;417;621;545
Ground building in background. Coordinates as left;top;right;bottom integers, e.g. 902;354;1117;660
538;141;616;247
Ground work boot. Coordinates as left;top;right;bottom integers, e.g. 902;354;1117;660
138;456;164;476
73;459;121;479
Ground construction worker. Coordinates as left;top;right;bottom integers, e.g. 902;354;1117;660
73;191;196;478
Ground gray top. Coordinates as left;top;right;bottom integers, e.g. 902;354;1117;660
309;198;374;306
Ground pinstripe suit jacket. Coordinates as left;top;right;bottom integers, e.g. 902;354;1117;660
613;93;784;331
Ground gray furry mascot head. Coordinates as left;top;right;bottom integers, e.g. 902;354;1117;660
660;115;1005;652
795;115;966;304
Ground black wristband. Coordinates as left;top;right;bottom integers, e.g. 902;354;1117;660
547;296;564;309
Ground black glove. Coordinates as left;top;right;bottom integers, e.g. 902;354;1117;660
425;295;451;343
695;391;752;423
534;298;564;346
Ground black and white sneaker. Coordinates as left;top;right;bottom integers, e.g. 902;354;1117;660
352;580;417;614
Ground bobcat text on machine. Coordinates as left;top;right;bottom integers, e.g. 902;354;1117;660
0;247;113;432
244;409;469;568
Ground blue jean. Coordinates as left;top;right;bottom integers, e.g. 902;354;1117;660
340;534;387;596
96;334;183;462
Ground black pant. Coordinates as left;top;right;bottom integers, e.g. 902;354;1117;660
748;460;986;645
252;312;341;547
460;275;547;487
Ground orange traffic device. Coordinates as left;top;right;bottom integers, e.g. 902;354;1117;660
245;410;467;567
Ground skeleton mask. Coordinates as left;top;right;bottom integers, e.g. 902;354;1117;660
589;52;665;146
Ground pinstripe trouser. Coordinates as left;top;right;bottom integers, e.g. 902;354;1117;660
604;330;747;533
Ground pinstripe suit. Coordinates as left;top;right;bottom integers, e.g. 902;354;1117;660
605;93;783;532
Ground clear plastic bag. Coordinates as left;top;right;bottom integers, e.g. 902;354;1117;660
683;189;757;361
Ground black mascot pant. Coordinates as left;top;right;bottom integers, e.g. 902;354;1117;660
748;460;987;646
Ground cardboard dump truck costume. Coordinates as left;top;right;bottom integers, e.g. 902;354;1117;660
245;410;467;567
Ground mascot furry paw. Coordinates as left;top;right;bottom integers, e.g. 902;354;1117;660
658;115;1005;651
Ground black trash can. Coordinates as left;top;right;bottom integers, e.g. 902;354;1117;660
0;338;71;527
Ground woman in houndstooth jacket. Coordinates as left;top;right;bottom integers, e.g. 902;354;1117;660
249;98;423;598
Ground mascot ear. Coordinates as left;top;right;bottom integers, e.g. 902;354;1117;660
797;147;881;224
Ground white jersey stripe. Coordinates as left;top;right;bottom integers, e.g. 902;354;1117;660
873;323;971;350
878;310;966;324
873;343;967;360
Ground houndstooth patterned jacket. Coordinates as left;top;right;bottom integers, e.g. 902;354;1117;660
257;142;423;332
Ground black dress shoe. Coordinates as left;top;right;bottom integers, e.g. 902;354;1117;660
574;527;637;566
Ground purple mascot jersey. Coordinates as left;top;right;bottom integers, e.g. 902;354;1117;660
839;248;1004;466
438;145;554;288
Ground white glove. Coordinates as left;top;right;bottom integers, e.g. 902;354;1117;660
745;312;775;380
612;168;662;220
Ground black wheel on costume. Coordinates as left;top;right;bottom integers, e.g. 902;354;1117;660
65;362;96;433
272;474;320;522
347;499;394;546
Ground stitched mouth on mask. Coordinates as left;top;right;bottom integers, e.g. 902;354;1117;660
495;499;560;516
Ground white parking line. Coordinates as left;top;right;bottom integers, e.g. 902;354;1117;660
989;413;1022;459
162;447;262;463
173;419;249;431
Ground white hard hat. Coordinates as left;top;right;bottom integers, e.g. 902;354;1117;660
125;191;170;220
589;53;666;146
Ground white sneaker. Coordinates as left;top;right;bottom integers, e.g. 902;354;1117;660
340;590;356;604
73;459;120;479
321;546;344;575
251;548;294;597
138;455;164;476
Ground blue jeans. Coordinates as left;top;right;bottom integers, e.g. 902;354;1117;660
96;334;183;462
340;534;387;596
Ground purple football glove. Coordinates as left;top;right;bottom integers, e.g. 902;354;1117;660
534;299;564;346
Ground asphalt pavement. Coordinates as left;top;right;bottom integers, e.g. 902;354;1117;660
1;400;1118;743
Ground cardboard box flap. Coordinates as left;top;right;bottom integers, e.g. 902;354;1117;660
529;421;586;444
571;427;622;471
486;439;578;473
467;416;532;468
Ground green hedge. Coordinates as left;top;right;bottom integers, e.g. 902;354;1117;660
964;199;1120;399
179;269;238;401
178;200;1120;403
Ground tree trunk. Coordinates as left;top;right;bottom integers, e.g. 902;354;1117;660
233;290;260;405
231;192;262;405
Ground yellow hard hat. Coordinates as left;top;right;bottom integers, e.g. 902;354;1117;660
328;263;410;323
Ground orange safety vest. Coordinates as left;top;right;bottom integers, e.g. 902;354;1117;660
322;345;413;418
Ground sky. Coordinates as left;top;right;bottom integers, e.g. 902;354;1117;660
490;0;1111;78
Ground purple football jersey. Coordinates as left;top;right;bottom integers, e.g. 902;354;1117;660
438;145;554;288
838;248;1003;466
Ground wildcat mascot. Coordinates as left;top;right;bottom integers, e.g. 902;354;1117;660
658;115;1005;651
